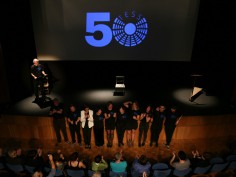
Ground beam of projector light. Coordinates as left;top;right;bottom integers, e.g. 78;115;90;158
172;88;219;107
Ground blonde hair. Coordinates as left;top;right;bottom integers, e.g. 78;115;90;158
92;172;101;177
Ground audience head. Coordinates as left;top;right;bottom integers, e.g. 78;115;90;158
178;150;187;160
94;155;102;163
138;155;148;165
7;149;17;158
69;152;79;162
92;171;102;177
115;152;122;161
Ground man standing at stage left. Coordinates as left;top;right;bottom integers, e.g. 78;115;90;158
30;58;47;102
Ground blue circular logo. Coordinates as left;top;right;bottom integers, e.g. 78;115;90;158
112;11;148;47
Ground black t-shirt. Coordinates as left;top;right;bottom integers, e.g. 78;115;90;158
31;64;44;78
94;113;104;128
165;110;182;126
66;110;80;124
50;103;64;119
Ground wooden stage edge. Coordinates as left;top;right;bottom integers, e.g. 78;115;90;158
0;114;236;163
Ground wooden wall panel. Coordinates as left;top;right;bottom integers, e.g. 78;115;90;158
0;114;236;143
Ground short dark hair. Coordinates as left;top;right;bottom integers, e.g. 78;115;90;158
94;155;102;163
178;150;187;160
138;155;148;165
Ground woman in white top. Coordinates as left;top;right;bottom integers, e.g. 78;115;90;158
81;105;94;149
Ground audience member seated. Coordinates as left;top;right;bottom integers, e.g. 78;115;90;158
32;154;56;177
170;150;191;170
191;150;210;168
110;151;127;173
131;154;151;177
5;148;24;165
91;155;108;173
67;151;86;170
25;148;45;171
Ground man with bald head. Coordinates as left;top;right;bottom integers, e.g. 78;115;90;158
31;58;47;102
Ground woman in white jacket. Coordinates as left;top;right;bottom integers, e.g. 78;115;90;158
81;105;94;149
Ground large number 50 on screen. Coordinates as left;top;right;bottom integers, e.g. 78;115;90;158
85;12;112;47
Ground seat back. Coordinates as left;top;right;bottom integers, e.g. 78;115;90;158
0;162;5;170
116;76;125;84
209;157;224;164
173;168;191;177
45;167;64;177
6;163;24;173
226;154;236;162
193;165;211;174
24;165;35;174
152;163;169;170
66;169;85;177
153;169;171;177
109;171;127;177
209;163;228;173
227;161;236;170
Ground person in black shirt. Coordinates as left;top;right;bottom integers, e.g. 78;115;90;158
93;108;105;147
164;105;182;149
30;58;47;101
116;105;128;147
150;104;166;147
66;104;82;146
49;98;69;146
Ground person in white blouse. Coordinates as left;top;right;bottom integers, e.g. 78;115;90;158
81;105;94;149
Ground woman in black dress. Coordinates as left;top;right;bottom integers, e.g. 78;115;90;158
104;101;117;148
124;101;140;147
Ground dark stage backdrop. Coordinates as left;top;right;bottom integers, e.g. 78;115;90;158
29;0;200;61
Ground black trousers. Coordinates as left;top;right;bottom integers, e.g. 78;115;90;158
116;124;126;144
83;125;91;145
150;124;163;143
33;77;45;98
138;123;149;143
69;124;82;143
94;126;104;146
53;118;68;143
165;124;176;145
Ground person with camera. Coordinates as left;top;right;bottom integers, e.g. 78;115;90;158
30;58;47;102
32;154;56;177
91;155;108;173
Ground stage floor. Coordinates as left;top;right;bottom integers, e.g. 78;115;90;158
2;61;236;116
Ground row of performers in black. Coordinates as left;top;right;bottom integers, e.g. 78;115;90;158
50;99;182;149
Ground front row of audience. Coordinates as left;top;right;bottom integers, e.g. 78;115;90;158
0;146;236;177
